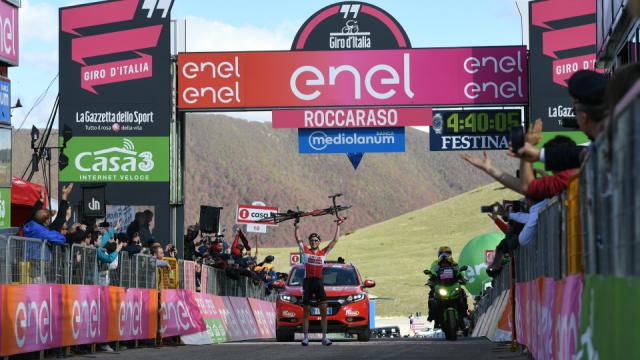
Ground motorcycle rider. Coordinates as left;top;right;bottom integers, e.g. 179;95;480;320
426;246;469;328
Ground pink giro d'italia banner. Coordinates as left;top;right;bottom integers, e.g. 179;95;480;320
248;298;277;339
272;107;433;128
515;274;583;360
178;46;528;110
1;284;64;356
160;289;207;338
227;297;261;340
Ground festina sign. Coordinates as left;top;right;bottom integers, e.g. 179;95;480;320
236;204;278;226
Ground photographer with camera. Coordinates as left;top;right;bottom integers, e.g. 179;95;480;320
483;197;548;276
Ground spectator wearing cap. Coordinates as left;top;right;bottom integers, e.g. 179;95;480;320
512;70;608;171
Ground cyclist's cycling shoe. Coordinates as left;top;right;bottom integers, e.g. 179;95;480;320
301;338;309;346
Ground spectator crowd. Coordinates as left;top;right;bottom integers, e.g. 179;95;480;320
461;64;640;279
183;223;286;294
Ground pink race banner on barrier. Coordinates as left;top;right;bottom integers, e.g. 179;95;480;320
62;285;109;346
248;298;276;339
0;284;63;356
272;107;432;129
160;289;207;338
178;46;528;110
193;293;227;343
108;287;157;341
515;275;584;360
219;296;244;341
227;297;260;340
554;274;583;360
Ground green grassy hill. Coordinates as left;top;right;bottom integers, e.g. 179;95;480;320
260;182;517;317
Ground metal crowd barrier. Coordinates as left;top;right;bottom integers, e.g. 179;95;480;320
578;84;640;277
513;197;565;283
71;244;97;285
134;254;158;289
0;235;277;301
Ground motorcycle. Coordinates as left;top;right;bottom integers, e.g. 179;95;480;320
424;265;470;341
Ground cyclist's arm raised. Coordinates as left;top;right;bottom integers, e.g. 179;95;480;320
294;220;304;251
325;218;345;253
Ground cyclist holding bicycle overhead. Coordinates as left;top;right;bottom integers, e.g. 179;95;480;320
294;216;345;346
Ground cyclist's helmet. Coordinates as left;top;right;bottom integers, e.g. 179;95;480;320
437;246;453;260
308;233;321;242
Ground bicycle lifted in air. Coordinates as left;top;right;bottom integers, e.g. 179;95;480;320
256;193;351;224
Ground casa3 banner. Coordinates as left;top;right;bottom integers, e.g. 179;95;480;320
59;0;173;237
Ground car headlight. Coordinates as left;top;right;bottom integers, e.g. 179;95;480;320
279;294;297;303
346;293;366;303
438;288;448;297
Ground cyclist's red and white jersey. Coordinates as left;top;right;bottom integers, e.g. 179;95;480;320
299;244;330;279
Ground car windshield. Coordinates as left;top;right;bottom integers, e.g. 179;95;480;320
289;267;359;286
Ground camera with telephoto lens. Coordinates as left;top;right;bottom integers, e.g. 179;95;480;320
561;117;579;129
480;204;499;213
502;199;524;213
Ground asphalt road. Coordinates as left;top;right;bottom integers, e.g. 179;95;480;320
88;338;527;360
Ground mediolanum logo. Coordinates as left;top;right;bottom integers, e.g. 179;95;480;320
60;137;169;183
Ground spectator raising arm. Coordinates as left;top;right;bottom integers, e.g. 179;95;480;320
461;151;527;195
50;183;73;232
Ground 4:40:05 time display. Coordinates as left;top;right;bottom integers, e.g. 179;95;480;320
443;110;521;134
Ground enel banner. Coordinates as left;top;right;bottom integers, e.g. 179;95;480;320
178;46;528;110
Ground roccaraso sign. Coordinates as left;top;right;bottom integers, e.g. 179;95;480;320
177;46;528;110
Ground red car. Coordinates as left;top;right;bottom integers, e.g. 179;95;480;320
276;261;376;342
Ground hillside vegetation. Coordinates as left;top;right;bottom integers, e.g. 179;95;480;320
12;116;517;248
261;182;518;316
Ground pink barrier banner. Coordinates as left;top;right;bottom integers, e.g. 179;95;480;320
227;296;261;340
1;284;63;356
515;275;583;360
272;107;432;129
219;296;244;341
554;274;583;360
248;298;276;339
108;288;158;341
62;285;109;346
160;289;206;338
194;293;227;343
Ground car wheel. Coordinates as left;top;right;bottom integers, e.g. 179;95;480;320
276;329;294;342
357;328;371;342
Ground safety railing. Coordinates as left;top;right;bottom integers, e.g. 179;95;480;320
578;80;640;277
0;236;277;300
472;259;510;322
70;244;97;284
134;253;158;289
511;197;565;283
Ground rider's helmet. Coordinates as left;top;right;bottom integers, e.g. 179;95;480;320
437;246;453;260
308;233;321;242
